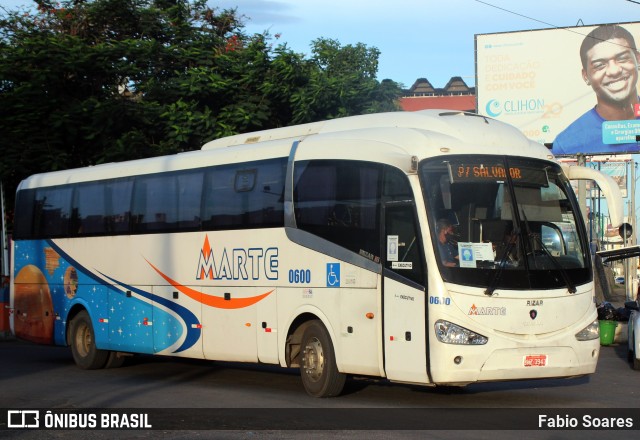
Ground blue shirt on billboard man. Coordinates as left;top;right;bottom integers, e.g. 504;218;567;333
552;24;640;156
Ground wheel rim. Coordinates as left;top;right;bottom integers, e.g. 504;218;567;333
75;322;91;357
302;337;325;382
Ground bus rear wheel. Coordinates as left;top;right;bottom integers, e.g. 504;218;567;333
69;311;109;370
299;320;346;397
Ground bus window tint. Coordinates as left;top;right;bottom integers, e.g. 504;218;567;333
34;186;73;238
105;179;133;234
177;172;204;230
294;160;381;259
73;182;107;235
202;158;286;230
14;158;286;239
13;189;36;239
131;171;204;233
383;166;414;200
132;174;178;232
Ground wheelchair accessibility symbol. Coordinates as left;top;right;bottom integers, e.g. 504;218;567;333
326;263;340;287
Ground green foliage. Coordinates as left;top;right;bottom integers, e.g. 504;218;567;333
0;0;403;213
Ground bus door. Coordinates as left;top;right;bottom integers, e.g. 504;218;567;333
382;202;429;384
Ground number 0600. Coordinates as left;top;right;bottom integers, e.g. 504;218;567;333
289;269;311;284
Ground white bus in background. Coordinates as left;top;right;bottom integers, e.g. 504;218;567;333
10;110;623;397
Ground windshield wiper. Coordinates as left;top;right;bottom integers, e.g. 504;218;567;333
529;233;577;294
520;208;576;294
485;228;520;296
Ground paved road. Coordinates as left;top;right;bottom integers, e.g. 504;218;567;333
0;337;638;439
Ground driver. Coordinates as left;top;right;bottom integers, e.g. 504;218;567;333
436;218;458;267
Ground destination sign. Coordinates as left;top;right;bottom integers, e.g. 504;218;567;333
455;165;521;180
448;161;549;186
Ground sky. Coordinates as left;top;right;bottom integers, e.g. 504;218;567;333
208;0;640;89
2;0;640;88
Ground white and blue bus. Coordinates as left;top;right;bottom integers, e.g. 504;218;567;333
10;110;623;397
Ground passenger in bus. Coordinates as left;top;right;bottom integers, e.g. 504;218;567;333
436;218;458;267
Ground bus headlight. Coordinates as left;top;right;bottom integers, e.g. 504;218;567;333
434;320;488;345
575;319;599;341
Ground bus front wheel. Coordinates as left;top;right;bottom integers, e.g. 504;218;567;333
69;311;109;370
299;320;346;397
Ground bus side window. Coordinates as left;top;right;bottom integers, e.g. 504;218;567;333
202;158;286;230
106;179;133;234
132;174;178;233
13;189;36;239
131;170;204;234
176;172;203;231
33;187;73;238
73;182;107;236
294;160;381;259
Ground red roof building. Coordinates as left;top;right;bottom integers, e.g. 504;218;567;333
399;77;476;112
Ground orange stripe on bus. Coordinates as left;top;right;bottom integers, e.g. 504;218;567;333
145;259;274;309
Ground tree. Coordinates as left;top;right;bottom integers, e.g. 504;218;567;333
0;0;403;213
288;38;403;123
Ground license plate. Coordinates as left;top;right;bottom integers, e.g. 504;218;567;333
523;354;547;367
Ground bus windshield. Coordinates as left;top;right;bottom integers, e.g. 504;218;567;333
421;155;590;291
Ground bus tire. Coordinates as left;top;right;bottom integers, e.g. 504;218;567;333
69;311;109;370
299;320;346;397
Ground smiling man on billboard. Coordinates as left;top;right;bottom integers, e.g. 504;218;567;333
552;24;640;156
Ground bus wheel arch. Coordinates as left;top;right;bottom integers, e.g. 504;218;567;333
68;309;109;369
286;314;346;397
65;304;88;346
285;313;317;368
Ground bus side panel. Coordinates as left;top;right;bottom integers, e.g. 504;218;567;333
382;276;428;383
257;288;278;364
201;286;259;362
106;287;155;354
276;254;382;377
12;241;55;344
337;286;382;376
152;285;201;358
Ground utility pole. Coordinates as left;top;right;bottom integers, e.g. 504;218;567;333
627;160;637;300
577;154;588;229
0;182;7;278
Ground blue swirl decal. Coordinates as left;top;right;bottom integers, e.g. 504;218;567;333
45;240;200;353
98;273;201;353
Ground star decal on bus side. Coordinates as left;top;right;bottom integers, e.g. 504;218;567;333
96;272;201;354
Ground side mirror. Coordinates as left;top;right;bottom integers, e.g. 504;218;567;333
619;223;633;239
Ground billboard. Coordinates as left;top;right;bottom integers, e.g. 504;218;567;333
476;22;640;157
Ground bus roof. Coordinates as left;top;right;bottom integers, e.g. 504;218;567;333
202;110;530;150
18;110;555;190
